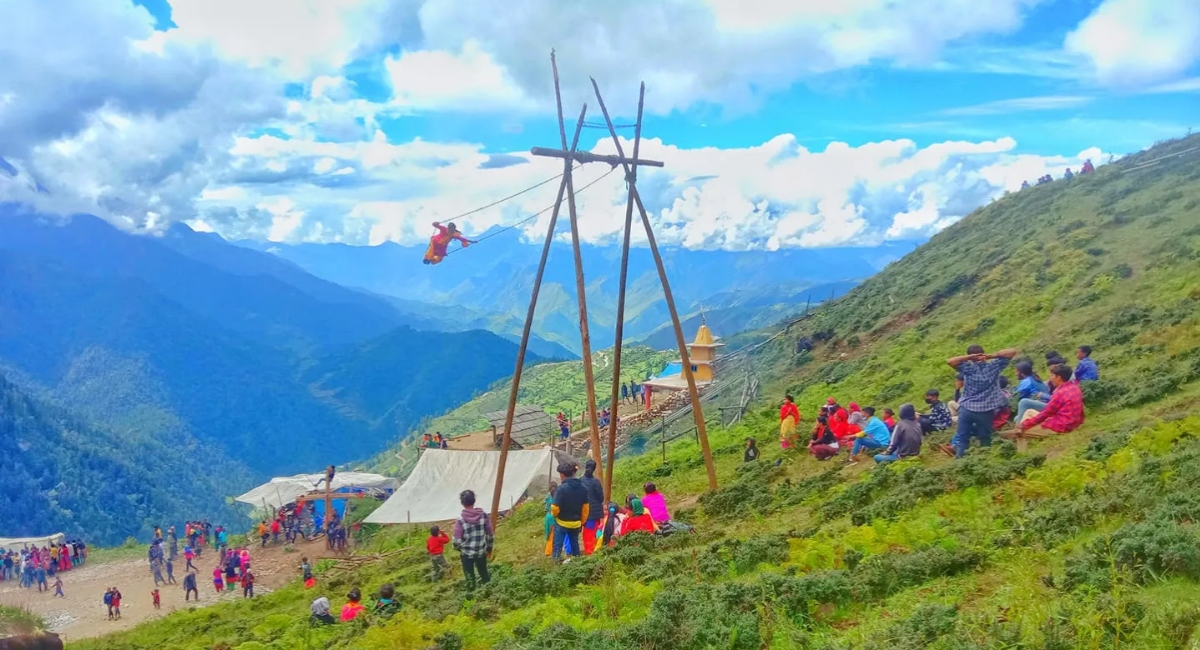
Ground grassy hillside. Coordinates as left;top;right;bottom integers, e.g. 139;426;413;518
75;135;1200;649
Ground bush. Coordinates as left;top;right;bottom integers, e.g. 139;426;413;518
699;461;781;518
852;547;986;601
1063;520;1200;590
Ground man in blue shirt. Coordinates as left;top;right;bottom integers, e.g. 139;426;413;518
1074;345;1099;382
944;345;1018;458
847;406;891;465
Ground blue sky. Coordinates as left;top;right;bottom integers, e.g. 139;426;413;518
3;0;1198;250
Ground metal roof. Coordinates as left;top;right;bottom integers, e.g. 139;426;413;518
482;405;556;443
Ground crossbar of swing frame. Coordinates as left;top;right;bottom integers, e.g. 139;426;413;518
529;147;664;168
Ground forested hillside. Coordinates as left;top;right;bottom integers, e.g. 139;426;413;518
0;374;247;545
68;135;1200;649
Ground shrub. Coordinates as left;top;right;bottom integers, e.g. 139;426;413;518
852;547;986;601
699;461;781;518
1063;520;1200;590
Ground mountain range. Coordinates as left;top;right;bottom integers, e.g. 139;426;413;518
239;229;918;354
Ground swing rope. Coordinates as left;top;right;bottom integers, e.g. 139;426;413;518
445;164;621;256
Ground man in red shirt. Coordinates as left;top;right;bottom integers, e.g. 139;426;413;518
1021;365;1084;434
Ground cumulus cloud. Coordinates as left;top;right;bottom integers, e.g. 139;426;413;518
186;128;1095;250
1066;0;1200;86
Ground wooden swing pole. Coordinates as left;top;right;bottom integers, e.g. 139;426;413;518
590;78;719;491
489;103;589;527
553;51;605;470
597;80;645;502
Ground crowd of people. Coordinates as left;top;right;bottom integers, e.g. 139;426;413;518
772;344;1096;465
0;539;87;594
420;432;450;449
1020;159;1095;190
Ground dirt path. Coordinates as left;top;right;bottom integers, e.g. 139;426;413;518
0;537;344;643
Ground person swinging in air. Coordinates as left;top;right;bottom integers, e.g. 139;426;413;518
423;221;476;265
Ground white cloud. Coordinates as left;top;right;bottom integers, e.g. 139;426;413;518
940;95;1092;116
1065;0;1200;86
385;41;533;112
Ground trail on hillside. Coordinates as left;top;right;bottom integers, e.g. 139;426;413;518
0;537;343;643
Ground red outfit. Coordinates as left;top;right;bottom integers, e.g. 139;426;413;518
426;532;449;555
779;402;800;424
620;514;656;536
828;407;849;437
425;223;471;263
1022;382;1084;433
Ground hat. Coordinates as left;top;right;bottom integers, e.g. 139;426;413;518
826;397;837;405
848;402;860;410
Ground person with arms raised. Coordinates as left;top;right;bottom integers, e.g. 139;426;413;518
944;345;1018;458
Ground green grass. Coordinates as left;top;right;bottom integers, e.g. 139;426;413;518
74;134;1200;649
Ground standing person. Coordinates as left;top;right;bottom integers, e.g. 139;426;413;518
270;519;281;545
426;526;450;581
451;490;493;590
779;395;801;450
53;575;64;598
744;437;760;462
167;526;178;560
212;565;224;594
543;483;558;556
165;557;176;584
241;569;255;598
183;571;199;602
151;588;161;610
580;460;605;555
111;587;122;620
551;462;589;562
104;588;114;620
621;382;629;404
34;563;47;593
944;345;1017;458
258;521;269;548
184;545;197;572
300;556;315;588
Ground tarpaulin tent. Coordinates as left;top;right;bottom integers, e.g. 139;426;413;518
0;533;65;548
365;448;576;525
235;471;399;512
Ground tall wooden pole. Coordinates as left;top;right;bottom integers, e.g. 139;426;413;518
489;105;588;526
591;80;719;491
552;52;604;468
596;80;644;502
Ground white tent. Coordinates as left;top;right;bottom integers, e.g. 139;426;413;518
0;533;65;548
365;448;573;525
235;471;399;511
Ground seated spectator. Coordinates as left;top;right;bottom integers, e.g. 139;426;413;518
341;588;366;622
1074;346;1099;382
1013;360;1051;422
882;408;896;431
875;404;923;464
948;374;965;421
311;596;335;625
848;407;891;465
619;498;657;536
993;376;1013;428
743;437;760;463
919;389;953;433
1020;364;1085;434
641;483;670;524
808;416;839;461
373;583;400;618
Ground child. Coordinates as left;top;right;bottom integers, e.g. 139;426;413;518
882;408;896;431
104;588;114;619
53;575;64;598
543;482;558;556
744;437;760;462
212;565;224;593
426;526;450;581
300;556;315;588
241;569;255;598
184;545;197;572
151;588;161;609
111;587;123;619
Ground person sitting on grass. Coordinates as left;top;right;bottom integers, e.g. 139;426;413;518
619;498;657;536
1073;345;1099;382
919;389;953;434
1020;364;1085;435
373;583;400;618
882;408;896;432
808;415;839;461
310;596;335;626
641;482;670;524
340;588;366;622
875;404;923;465
744;437;760;463
847;407;891;465
1013;360;1051;422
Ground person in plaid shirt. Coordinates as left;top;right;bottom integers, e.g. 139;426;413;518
1021;364;1085;434
452;490;493;590
943;345;1018;458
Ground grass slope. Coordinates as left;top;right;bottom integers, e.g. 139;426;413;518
76;135;1200;650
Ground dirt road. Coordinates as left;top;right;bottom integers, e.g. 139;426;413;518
0;536;344;643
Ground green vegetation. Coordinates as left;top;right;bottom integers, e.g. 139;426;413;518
73;135;1200;648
